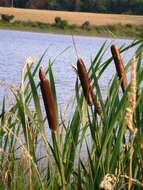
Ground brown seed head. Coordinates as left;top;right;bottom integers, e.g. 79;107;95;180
111;45;128;92
77;58;94;106
39;67;57;131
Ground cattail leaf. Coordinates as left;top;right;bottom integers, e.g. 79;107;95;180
77;161;82;190
104;77;120;128
63;108;81;182
97;87;129;172
48;141;61;173
98;57;113;79
110;124;127;172
24;49;48;102
0;96;5;147
135;42;143;58
27;64;43;122
25;50;51;105
80;159;88;176
24;49;48;82
91;63;105;117
14;92;28;143
32;49;48;79
87;108;96;142
48;63;58;109
120;39;143;54
91;41;107;71
0;96;5;123
86;141;98;188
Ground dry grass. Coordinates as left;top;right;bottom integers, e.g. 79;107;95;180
0;7;143;26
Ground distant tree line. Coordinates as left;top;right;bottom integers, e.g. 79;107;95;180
0;0;143;15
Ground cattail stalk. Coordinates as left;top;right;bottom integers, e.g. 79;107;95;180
77;58;94;106
111;45;128;92
39;67;66;189
39;67;57;131
77;58;103;119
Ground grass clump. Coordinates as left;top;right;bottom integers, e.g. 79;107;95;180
81;21;91;30
54;16;69;29
1;14;14;23
0;39;143;189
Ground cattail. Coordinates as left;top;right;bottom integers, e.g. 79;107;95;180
39;67;57;131
77;58;94;106
111;45;128;92
124;57;137;190
125;57;137;134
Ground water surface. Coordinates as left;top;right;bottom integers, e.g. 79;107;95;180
0;29;136;107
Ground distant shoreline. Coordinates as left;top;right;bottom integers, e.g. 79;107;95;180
0;20;142;39
0;7;143;38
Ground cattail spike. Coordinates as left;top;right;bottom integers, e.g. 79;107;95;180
39;67;57;131
77;58;94;106
111;45;128;92
39;66;46;81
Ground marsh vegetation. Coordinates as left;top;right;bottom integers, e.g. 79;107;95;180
0;39;143;189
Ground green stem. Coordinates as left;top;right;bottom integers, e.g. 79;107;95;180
52;131;66;190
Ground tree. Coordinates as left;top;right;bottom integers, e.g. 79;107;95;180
15;0;27;8
75;0;80;11
0;0;10;6
80;0;95;12
26;0;48;9
95;0;108;12
0;0;143;14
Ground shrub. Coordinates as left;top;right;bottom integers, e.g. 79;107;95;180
55;16;62;24
81;21;91;30
126;23;133;28
60;20;68;29
1;14;14;22
54;16;68;29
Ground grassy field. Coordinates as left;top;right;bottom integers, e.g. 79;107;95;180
0;7;143;26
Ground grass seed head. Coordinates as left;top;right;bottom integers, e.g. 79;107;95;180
125;57;137;135
77;58;94;106
39;67;57;131
111;44;128;92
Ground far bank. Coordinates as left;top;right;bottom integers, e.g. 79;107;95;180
0;7;143;38
0;19;142;39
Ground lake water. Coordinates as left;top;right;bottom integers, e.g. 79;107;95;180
0;29;137;108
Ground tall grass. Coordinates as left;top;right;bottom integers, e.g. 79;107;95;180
0;39;143;190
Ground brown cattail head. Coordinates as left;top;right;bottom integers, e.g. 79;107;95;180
77;58;94;106
39;67;57;131
111;45;128;92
